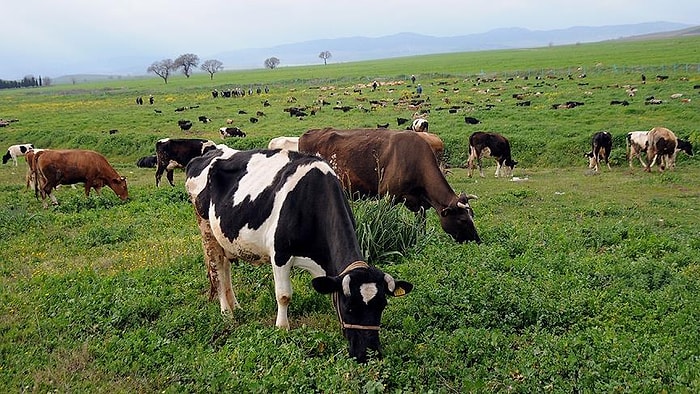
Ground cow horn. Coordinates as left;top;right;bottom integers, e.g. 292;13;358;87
342;275;351;297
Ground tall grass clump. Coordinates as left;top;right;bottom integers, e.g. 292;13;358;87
350;195;430;264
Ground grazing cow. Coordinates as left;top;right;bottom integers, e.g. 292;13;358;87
155;138;216;187
178;119;193;131
464;116;481;125
411;118;429;132
185;146;413;362
299;128;480;243
626;131;649;168
198;116;211;123
645;127;677;172
267;136;299;151
24;148;44;190
396;117;410;126
585;131;613;172
674;139;694;164
3;143;34;166
467;132;517;178
33;149;128;207
219;127;246;138
136;155;157;168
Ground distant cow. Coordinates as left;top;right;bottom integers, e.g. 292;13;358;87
585;131;613;172
645;127;677;172
155;138;216;187
396;117;410;126
33;149;128;207
198;116;211;123
178;119;193;131
467;132;517;178
219;127;246;138
411;118;429;132
299;128;480;243
267;136;299;151
136;155;157;168
464;116;481;125
185;146;413;363
3;143;34;166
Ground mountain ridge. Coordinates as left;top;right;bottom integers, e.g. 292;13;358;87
51;22;696;83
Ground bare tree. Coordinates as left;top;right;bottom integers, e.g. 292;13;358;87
174;53;200;78
147;59;175;84
264;57;280;69
319;50;332;65
200;59;224;80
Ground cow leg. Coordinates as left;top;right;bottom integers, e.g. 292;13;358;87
272;262;293;329
466;148;476;178
155;166;164;187
494;160;501;177
196;215;240;313
166;170;175;187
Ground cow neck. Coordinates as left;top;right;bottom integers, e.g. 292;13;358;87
332;261;381;332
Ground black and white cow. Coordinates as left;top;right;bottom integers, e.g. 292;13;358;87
219;126;246;138
467;132;517;178
3;143;34;166
411;118;429;132
155;138;216;187
185;146;412;362
585;131;613;172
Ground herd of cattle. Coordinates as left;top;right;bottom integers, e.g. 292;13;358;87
1;121;694;361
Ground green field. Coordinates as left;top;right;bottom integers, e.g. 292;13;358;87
1;36;699;392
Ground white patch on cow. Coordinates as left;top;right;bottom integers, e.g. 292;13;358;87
360;283;378;304
166;160;180;171
233;151;292;204
342;275;351;296
158;137;170;143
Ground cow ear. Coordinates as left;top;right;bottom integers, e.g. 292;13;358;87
311;276;342;294
390;281;413;297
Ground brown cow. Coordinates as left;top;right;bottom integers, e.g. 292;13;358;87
299;128;480;243
34;149;128;207
645;127;677;172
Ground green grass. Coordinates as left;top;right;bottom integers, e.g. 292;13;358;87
1;36;699;392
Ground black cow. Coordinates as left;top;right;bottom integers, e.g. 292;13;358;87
178;119;193;131
198;116;211;123
185;146;413;362
155;138;216;187
136;155;157;168
464;116;481;125
219;127;246;138
467;132;517;178
585;131;613;172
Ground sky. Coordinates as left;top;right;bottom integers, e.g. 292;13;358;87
2;0;698;80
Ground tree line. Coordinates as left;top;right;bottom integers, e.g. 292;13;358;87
148;51;334;83
0;75;51;90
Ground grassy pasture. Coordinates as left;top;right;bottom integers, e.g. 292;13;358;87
1;36;699;392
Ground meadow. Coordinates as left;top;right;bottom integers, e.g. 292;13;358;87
1;36;699;392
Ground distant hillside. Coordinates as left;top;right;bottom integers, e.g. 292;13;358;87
51;22;694;83
211;22;694;70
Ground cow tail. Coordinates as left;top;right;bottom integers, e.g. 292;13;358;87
33;154;40;200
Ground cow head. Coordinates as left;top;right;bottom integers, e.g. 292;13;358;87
311;263;413;363
440;193;481;243
502;158;518;177
677;139;693;157
109;176;129;201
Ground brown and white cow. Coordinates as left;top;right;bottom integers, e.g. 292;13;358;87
299;128;480;243
155;138;216;187
33;149;128;207
626;131;649;168
645;127;678;172
585;131;613;172
467;132;517;178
